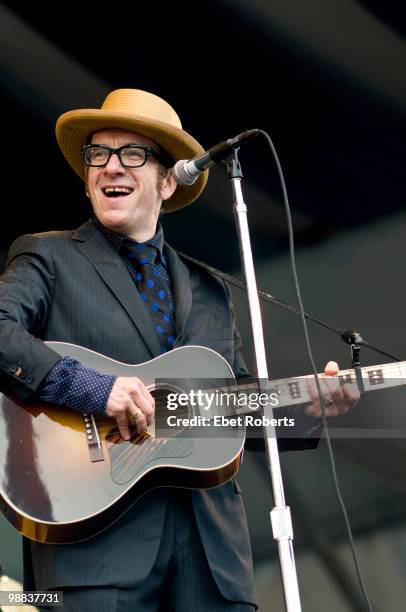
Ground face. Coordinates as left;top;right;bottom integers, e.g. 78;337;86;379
85;129;176;240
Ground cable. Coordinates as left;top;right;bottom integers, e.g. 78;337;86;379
258;129;374;612
178;255;401;363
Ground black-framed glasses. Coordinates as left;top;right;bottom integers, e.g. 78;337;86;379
81;144;172;169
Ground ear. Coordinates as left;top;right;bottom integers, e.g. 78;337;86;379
160;169;177;202
84;168;90;198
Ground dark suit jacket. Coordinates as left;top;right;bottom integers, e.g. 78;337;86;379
0;219;318;605
0;219;258;604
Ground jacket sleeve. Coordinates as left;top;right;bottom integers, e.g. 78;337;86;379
0;234;62;399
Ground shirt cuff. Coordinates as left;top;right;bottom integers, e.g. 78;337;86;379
37;356;117;415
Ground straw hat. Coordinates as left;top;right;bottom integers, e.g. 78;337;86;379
55;89;208;212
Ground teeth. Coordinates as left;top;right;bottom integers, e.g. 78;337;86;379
104;186;133;195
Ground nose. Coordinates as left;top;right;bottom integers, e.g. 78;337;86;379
103;152;126;174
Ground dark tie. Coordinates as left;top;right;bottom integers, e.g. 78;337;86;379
122;241;177;353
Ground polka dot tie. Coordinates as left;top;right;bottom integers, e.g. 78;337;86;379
122;241;177;353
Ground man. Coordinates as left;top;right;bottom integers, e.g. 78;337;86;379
0;89;358;610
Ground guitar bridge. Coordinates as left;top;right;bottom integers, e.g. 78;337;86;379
84;413;104;462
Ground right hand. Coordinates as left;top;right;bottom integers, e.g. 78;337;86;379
105;376;155;440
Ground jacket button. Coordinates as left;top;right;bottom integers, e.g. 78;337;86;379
10;366;24;377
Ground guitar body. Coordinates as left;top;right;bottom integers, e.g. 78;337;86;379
0;344;243;544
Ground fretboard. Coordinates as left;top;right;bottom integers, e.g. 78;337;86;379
269;361;406;409
202;361;406;418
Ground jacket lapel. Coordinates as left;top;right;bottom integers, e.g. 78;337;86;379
163;243;193;338
72;221;161;357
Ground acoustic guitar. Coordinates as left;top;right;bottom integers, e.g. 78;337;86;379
0;342;403;544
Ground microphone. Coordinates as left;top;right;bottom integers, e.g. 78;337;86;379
173;129;260;185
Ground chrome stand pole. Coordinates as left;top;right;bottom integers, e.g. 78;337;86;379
227;152;302;611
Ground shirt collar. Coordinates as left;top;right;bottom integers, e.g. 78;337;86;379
92;216;165;258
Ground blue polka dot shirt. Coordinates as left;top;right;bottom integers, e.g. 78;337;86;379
37;218;174;415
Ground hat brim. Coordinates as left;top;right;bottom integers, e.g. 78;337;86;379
55;109;208;212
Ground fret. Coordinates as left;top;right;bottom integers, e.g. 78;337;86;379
288;382;301;400
269;379;311;409
339;373;353;385
366;369;384;386
362;363;405;392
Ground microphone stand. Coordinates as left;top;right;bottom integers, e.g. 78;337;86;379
226;149;302;611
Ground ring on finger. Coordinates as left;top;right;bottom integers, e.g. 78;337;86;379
323;399;334;407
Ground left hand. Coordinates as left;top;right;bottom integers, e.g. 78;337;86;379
305;361;360;417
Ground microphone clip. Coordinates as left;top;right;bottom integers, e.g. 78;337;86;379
341;330;366;395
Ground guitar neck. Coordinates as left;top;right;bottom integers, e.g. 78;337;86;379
220;360;406;417
271;360;406;409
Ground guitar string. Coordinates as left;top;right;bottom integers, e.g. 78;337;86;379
86;362;406;436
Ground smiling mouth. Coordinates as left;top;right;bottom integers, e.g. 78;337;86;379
102;186;134;198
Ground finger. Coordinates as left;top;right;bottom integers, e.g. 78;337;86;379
341;382;360;408
305;377;321;415
324;377;360;416
132;406;150;425
315;383;359;417
324;361;339;376
145;409;153;427
129;385;155;419
141;383;155;405
305;377;334;416
128;401;153;427
128;407;142;423
139;394;155;421
325;383;348;416
115;415;131;441
135;411;148;435
127;404;148;434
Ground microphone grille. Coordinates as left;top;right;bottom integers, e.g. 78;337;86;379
173;160;198;185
